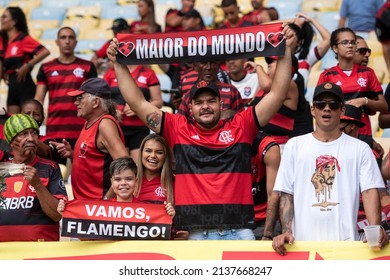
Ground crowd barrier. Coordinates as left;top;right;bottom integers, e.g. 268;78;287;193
1;240;389;260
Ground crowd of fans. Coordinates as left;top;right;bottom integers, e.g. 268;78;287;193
0;0;389;256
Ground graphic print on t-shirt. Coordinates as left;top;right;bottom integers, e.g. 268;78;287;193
311;155;340;209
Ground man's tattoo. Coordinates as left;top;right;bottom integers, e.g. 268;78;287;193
280;193;293;234
146;111;161;129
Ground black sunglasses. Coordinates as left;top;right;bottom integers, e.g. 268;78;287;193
313;100;342;110
356;47;371;55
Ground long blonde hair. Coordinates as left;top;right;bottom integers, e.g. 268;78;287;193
135;134;174;204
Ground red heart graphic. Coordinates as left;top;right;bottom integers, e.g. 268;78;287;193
117;41;135;57
267;32;284;47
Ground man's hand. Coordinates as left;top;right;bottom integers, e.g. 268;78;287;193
50;139;73;159
107;38;119;63
272;231;295;256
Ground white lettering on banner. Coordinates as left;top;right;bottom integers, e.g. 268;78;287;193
212;32;265;55
188;36;207;56
85;204;148;220
66;221;167;238
2;196;34;210
136;38;184;59
134;32;267;59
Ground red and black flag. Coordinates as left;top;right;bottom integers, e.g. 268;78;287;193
116;23;285;65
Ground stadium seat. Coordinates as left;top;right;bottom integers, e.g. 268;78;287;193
29;19;59;39
317;11;340;33
75;39;106;55
369;56;389;84
61;18;99;39
7;0;41;16
78;0;117;9
157;73;173;104
40;39;61;63
117;0;138;5
30;7;66;23
0;0;12;7
156;0;181;7
266;0;302;19
99;18;119;30
79;28;112;40
319;50;337;70
40;0;81;8
157;73;172;91
301;0;341;13
40;28;61;40
367;39;384;58
101;5;139;20
65;5;102;20
30;19;60;30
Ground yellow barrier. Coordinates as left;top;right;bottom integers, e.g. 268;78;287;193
1;240;389;260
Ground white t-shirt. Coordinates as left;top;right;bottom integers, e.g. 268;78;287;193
274;133;385;241
230;72;259;101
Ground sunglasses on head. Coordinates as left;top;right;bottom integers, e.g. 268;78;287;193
313;100;342;110
356;47;371;55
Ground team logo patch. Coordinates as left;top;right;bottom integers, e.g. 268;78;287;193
267;32;284;47
118;42;135;57
324;83;333;89
219;130;234;144
14;181;23;193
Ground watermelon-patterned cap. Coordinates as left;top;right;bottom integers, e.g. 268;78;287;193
3;114;39;143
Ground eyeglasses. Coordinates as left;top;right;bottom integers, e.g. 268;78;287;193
75;94;88;102
313;100;343;110
337;40;357;46
356;47;371;55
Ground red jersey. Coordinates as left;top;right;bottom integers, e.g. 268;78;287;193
242;7;279;24
95;40;110;59
317;64;383;143
164;9;184;33
0;32;46;74
252;90;296;144
36;58;97;140
71;114;124;200
103;66;160;127
129;20;162;33
137;176;166;204
0;156;66;241
162;107;260;230
218;18;253;29
251;132;279;221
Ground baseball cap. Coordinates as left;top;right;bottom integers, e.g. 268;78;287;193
190;80;220;101
68;77;112;99
178;8;202;18
219;0;237;7
3;114;39;143
313;82;344;103
340;104;365;128
108;18;129;33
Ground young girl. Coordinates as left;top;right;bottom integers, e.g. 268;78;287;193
135;134;188;239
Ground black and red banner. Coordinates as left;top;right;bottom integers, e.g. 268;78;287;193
116;23;285;65
61;200;172;240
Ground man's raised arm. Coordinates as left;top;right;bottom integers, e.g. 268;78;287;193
255;23;296;127
107;38;163;134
